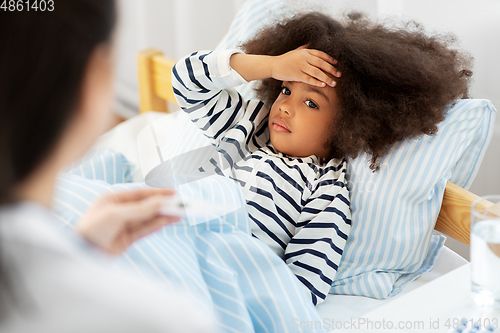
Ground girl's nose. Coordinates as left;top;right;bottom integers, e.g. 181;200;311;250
279;101;293;116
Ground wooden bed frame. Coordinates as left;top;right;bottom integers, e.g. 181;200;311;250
137;48;498;246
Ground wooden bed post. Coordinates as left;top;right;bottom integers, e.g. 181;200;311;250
435;181;498;246
137;48;169;113
435;182;475;245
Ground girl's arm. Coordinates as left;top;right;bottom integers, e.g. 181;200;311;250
172;50;254;145
172;48;340;145
284;161;351;306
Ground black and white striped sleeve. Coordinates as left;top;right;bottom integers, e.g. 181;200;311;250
284;161;351;305
172;50;249;145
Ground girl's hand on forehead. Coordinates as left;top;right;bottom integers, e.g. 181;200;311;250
271;45;341;87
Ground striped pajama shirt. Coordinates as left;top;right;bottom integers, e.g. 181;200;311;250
172;49;351;305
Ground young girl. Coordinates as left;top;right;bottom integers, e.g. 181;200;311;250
172;12;471;305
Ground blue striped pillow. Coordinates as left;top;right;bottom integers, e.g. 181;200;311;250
331;99;496;299
215;0;497;298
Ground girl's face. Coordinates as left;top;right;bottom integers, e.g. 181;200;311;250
268;81;338;159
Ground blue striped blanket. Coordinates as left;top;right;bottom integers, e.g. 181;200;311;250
53;149;327;333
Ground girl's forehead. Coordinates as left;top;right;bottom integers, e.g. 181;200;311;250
289;81;338;102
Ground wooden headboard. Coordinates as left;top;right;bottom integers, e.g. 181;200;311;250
137;48;496;246
137;48;178;113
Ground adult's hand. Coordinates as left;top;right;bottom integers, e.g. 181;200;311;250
76;188;180;255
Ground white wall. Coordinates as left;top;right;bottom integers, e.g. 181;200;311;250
373;0;500;197
113;0;245;118
114;0;500;258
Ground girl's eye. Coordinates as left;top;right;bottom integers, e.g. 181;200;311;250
281;87;291;95
305;100;318;109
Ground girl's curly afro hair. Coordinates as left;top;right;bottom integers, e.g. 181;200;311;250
241;12;473;170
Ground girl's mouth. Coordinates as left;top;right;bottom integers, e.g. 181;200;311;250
272;119;291;133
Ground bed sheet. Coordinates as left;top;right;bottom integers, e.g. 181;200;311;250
316;246;467;322
96;111;468;318
94;111;168;181
54;170;328;333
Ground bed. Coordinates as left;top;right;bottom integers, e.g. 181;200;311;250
132;0;498;322
89;110;473;322
52;0;497;332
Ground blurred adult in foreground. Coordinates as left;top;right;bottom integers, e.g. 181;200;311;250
0;1;214;332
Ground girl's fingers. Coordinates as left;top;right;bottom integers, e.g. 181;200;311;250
301;66;337;87
307;56;341;79
276;47;340;87
300;72;330;88
307;49;338;66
